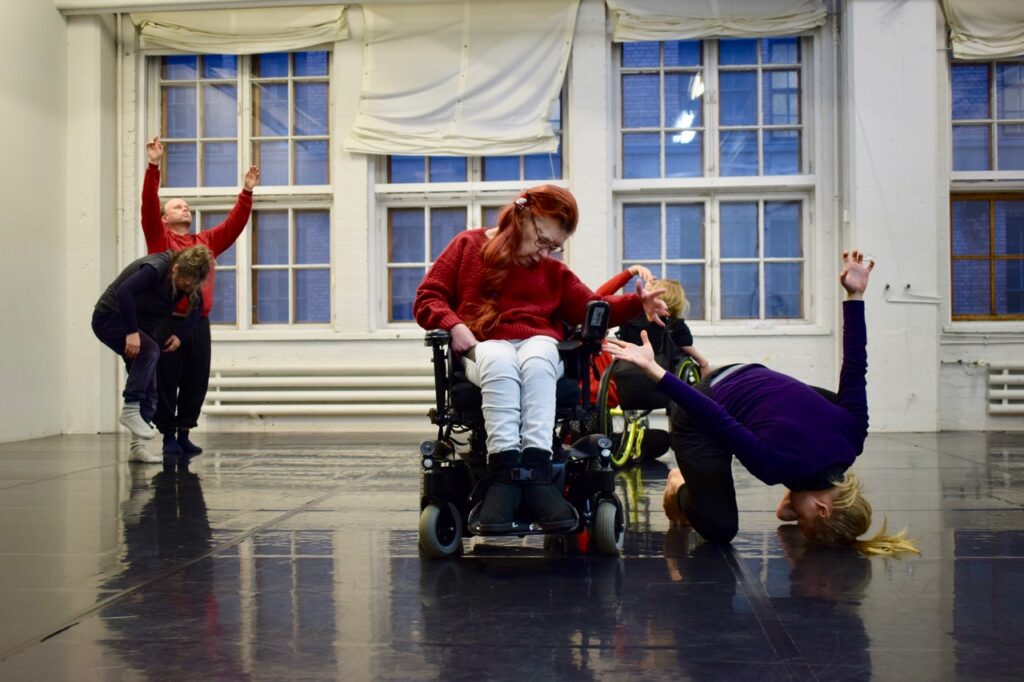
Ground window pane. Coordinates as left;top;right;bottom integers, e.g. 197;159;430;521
997;124;1024;170
720;130;758;176
721;263;759;318
952;200;990;256
762;38;799;65
202;55;237;79
294;82;328;136
203;84;237;137
254;211;289;265
720;71;757;125
295;140;328;184
764;202;801;257
623;133;660;178
952;260;990;315
389;156;425;183
995;200;1024;255
210;270;236;324
665;204;703;259
162;87;197;138
665;264;704;319
665;131;702;177
623;74;661;127
295;269;331;322
720;39;757;65
255;270;289;323
390;209;424;263
255;83;289;136
202;142;236;186
430;209;466;260
664;40;701;67
390;268;425;321
483;156;519;181
483;207;502;227
996;260;1024;314
952;125;991;171
996;63;1024;120
720;203;758;257
952;64;990;120
255;140;289;185
764;129;800;175
763;70;799;125
623;204;661;260
162;55;197;80
202;212;231;263
765;262;801;318
164;143;197;187
665;73;703;128
524;149;561;180
429;157;467;182
254;53;289;78
295;211;330;264
622;42;659;68
295;51;328;77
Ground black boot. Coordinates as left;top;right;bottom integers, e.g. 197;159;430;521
477;450;523;532
520;447;576;531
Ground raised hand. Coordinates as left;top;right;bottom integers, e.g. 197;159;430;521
603;330;666;382
243;166;260;191
637;279;669;326
840;249;875;300
146;136;163;164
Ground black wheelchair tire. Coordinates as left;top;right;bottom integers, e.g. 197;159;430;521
596;361;629;466
677;356;701;386
418;502;464;558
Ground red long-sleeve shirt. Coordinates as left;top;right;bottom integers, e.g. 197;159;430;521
141;163;253;317
413;229;644;340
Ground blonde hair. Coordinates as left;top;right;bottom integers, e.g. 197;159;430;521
651;278;690;318
170;245;214;310
813;472;921;557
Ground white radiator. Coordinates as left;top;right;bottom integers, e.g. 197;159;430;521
204;364;435;417
988;364;1024;416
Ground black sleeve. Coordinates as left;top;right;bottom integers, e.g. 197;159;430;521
115;264;160;334
670;319;694;348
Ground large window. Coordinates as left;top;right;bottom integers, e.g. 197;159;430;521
950;196;1024;320
617;37;811;322
153;51;331;327
950;60;1024;172
381;96;564;322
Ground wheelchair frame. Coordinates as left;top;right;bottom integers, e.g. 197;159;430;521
417;301;625;558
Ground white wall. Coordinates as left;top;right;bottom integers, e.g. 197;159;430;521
0;1;68;442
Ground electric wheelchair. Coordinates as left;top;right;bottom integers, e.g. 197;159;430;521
417;301;625;558
595;324;701;470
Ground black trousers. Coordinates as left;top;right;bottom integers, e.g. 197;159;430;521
154;316;211;435
668;379;740;544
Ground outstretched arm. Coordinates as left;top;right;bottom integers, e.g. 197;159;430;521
198;167;258;256
836;249;872;440
141;136;167;252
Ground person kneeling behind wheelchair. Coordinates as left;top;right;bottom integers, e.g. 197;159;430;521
413;185;667;532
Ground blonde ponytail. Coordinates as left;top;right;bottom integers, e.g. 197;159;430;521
814;472;920;557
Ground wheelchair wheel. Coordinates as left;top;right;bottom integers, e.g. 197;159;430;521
677;356;701;386
418;502;464;558
596;364;631;467
592;500;624;555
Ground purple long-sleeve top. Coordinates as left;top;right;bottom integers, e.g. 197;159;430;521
656;300;868;489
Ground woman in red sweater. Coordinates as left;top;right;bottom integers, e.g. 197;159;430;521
413;185;667;532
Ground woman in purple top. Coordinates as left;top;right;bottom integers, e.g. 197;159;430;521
603;251;918;555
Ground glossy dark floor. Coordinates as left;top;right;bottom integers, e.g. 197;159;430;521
0;432;1021;680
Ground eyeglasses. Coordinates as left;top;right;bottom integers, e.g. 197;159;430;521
529;217;566;254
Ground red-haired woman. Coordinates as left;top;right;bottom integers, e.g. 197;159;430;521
414;185;667;533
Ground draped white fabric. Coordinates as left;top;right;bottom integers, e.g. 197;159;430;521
343;0;579;156
606;0;827;42
131;6;347;54
941;0;1024;59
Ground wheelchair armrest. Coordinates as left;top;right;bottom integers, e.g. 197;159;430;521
425;329;451;347
556;339;582;352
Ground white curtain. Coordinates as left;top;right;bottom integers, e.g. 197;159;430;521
606;0;826;41
131;6;347;54
344;0;579;157
941;0;1024;59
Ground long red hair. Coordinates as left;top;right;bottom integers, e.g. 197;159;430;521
466;184;579;337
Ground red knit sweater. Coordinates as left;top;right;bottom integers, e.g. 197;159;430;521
141;163;253;318
414;229;644;341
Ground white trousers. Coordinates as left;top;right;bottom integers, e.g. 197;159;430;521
463;336;564;455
